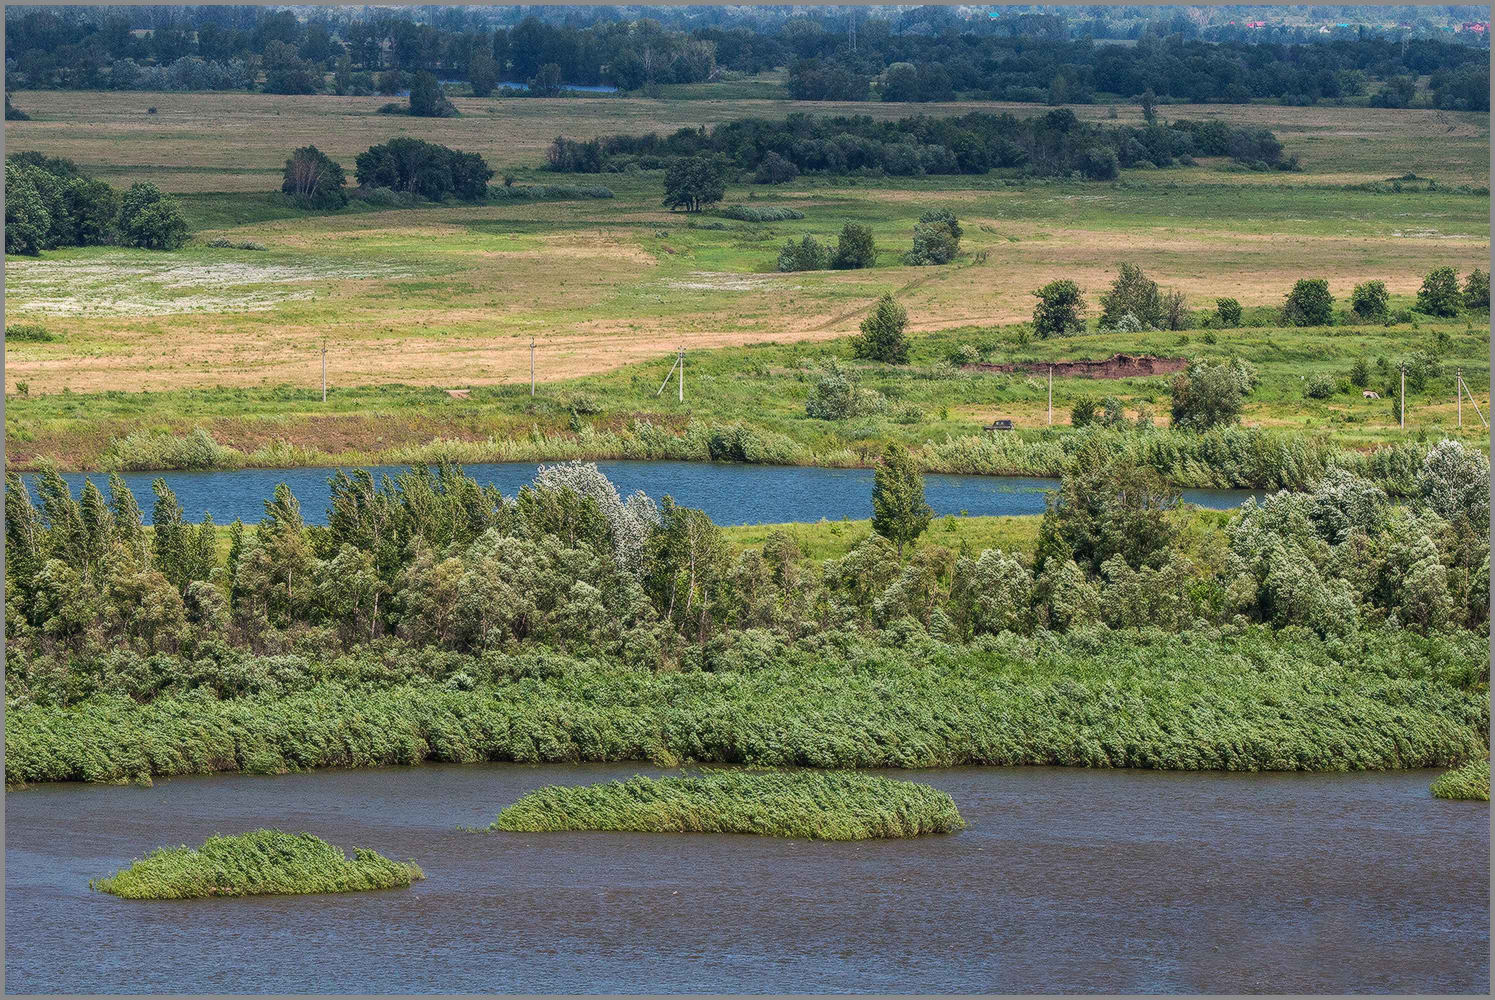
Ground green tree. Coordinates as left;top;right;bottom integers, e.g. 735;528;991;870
905;212;960;265
116;182;188;250
832;222;876;269
1416;266;1461;317
1140;86;1157;125
1462;269;1489;311
1035;448;1180;575
1350;280;1389;321
529;63;564;97
281;146;347;208
661;155;725;213
776;235;829;272
469;40;499;98
1032;279;1086;338
332;52;354;95
1282;278;1333;326
871;443;931;558
408;71;458;117
4;160;50;256
851;293;910;364
1169;358;1258;430
1099;262;1164;329
1349;357;1370;387
1215;297;1242;327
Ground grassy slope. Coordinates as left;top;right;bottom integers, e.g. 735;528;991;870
90;830;423;898
4;93;1489;472
489;771;965;839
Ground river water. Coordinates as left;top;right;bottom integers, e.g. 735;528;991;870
30;461;1260;526
5;765;1487;993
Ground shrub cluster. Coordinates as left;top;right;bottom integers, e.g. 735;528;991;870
354;138;492;202
91;830;423;898
489;771;965;839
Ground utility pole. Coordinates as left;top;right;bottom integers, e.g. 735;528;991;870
321;339;327;403
530;337;535;397
1457;368;1488;429
1458;367;1462;427
678;347;684;402
1047;365;1053;425
1400;365;1405;430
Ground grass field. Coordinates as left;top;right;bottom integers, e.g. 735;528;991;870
4;91;1489;473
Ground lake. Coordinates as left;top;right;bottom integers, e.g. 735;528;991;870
28;461;1261;526
4;765;1486;993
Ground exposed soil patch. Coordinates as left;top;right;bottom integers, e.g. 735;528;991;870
965;353;1189;379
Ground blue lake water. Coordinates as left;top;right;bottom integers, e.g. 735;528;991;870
4;765;1487;993
26;461;1261;526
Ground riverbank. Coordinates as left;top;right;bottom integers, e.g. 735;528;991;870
7;627;1486;787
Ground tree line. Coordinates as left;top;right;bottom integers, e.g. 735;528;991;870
549;110;1293;185
5;439;1487;709
5;153;188;255
6;7;1485;111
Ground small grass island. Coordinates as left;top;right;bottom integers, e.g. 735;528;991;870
489;770;965;840
1430;758;1491;802
91;829;424;899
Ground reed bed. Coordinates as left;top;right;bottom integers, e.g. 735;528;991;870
490;770;965;840
1430;757;1490;801
90;830;423;899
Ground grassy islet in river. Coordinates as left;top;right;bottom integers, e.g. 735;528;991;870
491;770;965;840
90;829;423;899
1430;757;1491;801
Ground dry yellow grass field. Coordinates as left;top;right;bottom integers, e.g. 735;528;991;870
4;92;1489;397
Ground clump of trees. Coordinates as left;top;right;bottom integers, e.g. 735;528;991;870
778;223;878;272
5;93;29;120
281;146;348;209
353;138;492;202
662;155;725;213
1350;280;1389;322
1169;357;1259;430
1463;269;1489;311
851;293;910;364
5;153;188;255
805;359;884;420
547;110;1292;181
905;210;961;265
1416;266;1463;318
1282;278;1333;326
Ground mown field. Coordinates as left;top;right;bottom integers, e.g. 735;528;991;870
4;91;1489;472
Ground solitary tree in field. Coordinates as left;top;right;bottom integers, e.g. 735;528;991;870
1416;266;1462;317
1032;279;1086;338
1350;280;1389;322
851;293;910;363
661;155;725;213
1282;278;1333;326
872;442;931;559
116;182;188;251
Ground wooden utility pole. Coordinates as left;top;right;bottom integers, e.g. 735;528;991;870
1399;365;1405;429
321;339;327;403
530;337;535;397
655;348;686;401
677;346;684;402
1457;368;1488;428
1047;365;1053;425
1458;367;1462;427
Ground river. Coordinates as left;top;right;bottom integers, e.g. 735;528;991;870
28;461;1261;526
4;765;1487;993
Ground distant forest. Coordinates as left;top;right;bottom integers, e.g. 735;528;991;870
4;5;1489;110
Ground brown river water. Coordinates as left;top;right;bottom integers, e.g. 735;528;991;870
4;764;1488;993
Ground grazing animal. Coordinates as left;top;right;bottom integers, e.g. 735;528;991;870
1363;390;1379;399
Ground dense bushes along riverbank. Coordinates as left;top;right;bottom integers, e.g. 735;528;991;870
7;627;1488;786
6;441;1486;785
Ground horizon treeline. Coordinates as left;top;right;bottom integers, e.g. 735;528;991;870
5;7;1487;110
